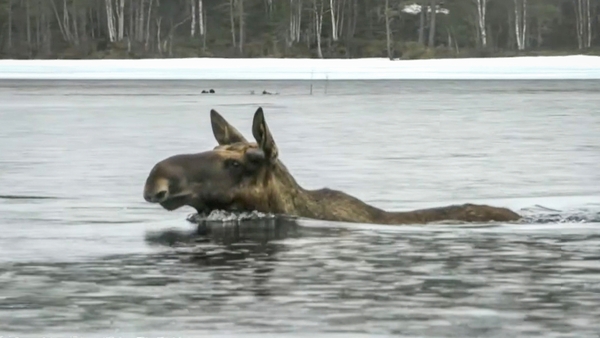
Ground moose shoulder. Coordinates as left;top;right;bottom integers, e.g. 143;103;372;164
143;107;521;225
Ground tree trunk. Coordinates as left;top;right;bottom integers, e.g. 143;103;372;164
106;0;116;42
418;1;426;44
145;0;154;50
450;26;459;53
89;6;95;40
574;0;592;49
330;0;338;41
118;0;125;41
201;0;207;49
36;6;41;51
26;0;32;53
537;19;543;47
428;0;437;47
337;0;345;41
8;0;12;49
135;0;141;41
230;0;237;48
199;0;205;36
514;0;527;50
314;0;324;58
130;1;135;41
63;0;71;42
43;7;52;54
72;5;80;46
156;17;163;54
238;0;244;55
385;0;393;59
522;0;527;50
289;0;303;46
344;0;357;56
507;4;514;49
585;0;591;48
191;0;196;37
575;0;583;48
49;0;68;42
475;0;487;48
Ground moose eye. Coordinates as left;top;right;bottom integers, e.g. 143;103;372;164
226;159;242;169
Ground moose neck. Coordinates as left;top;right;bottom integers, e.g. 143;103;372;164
266;163;389;224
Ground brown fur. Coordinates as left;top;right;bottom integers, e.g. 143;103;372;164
143;107;521;225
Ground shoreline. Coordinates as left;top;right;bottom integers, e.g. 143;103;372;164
1;54;599;80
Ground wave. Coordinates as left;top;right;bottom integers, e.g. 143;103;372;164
517;205;600;224
183;207;600;226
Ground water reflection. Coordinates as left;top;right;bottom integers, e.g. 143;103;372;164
144;216;304;274
148;215;302;245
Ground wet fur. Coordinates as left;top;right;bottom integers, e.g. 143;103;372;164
144;108;521;225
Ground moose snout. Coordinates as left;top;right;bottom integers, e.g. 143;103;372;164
144;189;168;203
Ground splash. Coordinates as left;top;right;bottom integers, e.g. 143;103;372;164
517;205;600;224
186;209;279;224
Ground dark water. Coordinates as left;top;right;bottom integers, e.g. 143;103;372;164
1;79;600;337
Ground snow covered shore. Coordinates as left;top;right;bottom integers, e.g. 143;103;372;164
0;55;599;80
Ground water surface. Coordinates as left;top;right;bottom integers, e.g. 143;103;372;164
1;79;599;337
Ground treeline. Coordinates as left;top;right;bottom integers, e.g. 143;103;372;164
0;0;599;59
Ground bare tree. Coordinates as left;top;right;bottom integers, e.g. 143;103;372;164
145;0;154;50
329;0;345;41
573;0;592;49
191;0;196;37
7;0;12;48
117;0;125;41
199;0;205;36
474;0;489;48
514;0;527;50
428;0;437;47
418;1;426;44
199;0;206;49
384;0;393;59
0;0;596;59
288;0;303;46
105;0;117;42
238;0;244;54
313;0;324;58
229;0;236;48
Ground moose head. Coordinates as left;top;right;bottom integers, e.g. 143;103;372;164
143;107;295;215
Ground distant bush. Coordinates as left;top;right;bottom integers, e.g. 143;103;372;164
400;42;435;60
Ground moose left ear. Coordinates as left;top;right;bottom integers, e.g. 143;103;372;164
210;109;248;145
251;107;278;162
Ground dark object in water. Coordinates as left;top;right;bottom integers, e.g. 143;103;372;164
209;89;215;93
143;107;522;225
201;89;215;94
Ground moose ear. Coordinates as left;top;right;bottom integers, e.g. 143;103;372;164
210;109;248;145
251;107;278;162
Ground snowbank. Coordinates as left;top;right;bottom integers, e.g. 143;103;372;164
0;55;599;80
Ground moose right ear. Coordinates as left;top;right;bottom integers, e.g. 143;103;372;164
251;107;278;162
210;109;248;145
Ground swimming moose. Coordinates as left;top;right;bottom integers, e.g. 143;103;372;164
143;107;521;225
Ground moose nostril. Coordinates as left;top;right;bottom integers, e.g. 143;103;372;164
154;190;167;201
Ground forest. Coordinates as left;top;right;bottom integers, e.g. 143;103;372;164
0;0;599;60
